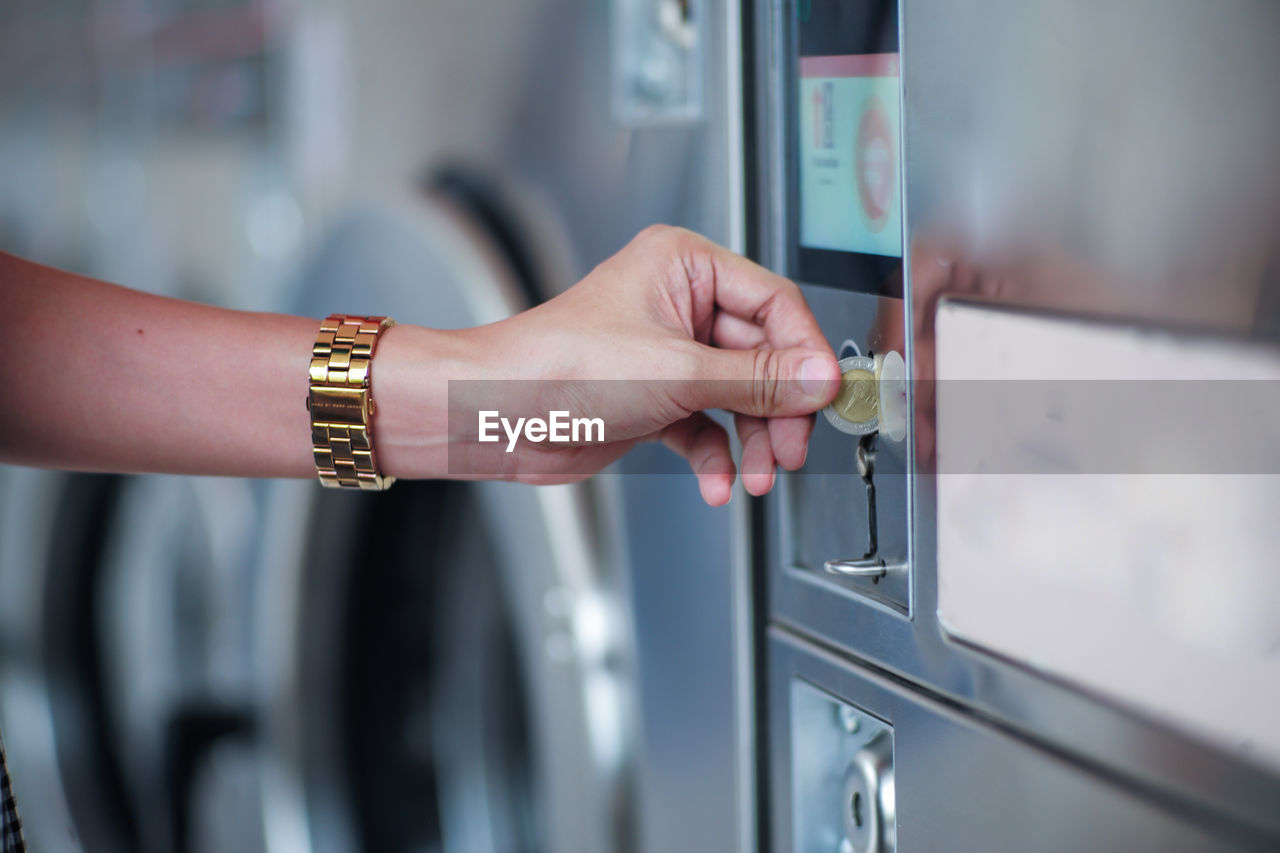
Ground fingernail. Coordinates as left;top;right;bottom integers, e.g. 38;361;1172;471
800;356;837;400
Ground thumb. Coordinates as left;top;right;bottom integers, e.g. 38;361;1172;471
684;345;840;418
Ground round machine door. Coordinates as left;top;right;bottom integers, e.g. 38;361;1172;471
256;190;637;853
93;474;265;853
0;468;265;853
0;468;122;852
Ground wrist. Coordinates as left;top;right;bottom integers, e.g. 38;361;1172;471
370;322;493;479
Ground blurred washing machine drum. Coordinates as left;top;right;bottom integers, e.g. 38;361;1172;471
255;187;636;853
0;467;265;853
0;468;126;851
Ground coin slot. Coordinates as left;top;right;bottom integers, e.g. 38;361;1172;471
838;338;863;359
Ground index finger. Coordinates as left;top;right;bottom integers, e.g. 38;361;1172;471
680;230;832;354
690;237;835;469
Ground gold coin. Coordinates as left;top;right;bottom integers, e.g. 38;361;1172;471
832;368;878;424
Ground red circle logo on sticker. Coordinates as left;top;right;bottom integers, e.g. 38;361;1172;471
855;96;895;233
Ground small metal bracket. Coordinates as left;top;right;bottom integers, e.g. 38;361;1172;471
823;557;890;578
824;432;905;582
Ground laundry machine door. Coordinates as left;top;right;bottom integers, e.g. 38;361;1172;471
256;191;636;853
0;467;264;853
0;468;126;852
93;474;264;853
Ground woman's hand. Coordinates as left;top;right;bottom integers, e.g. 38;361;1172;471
1;230;838;505
439;226;841;504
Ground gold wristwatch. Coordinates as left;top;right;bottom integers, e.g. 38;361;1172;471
307;314;397;490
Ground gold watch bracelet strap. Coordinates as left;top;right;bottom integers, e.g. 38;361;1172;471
308;314;396;490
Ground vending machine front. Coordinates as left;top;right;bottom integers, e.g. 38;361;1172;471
747;1;1280;851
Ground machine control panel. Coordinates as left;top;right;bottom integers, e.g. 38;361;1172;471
769;0;912;615
774;290;911;613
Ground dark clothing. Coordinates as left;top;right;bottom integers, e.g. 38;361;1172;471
0;732;24;853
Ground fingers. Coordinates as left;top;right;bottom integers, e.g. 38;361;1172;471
681;229;829;352
734;413;776;496
640;225;829;353
657;411;786;504
661;413;736;506
711;311;768;350
682;343;839;418
665;226;839;418
633;226;837;474
768;414;813;471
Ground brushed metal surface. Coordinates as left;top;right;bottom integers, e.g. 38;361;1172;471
773;287;912;614
934;299;1280;772
771;631;1274;852
751;0;1280;842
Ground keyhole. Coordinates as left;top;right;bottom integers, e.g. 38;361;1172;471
851;791;864;829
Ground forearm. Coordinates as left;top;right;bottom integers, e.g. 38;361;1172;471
1;225;838;500
0;252;471;480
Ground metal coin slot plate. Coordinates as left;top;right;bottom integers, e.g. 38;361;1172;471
775;287;912;616
791;679;896;853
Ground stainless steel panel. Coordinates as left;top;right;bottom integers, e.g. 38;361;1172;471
775;288;911;614
750;0;1280;840
790;679;895;853
934;299;1280;772
758;0;913;615
770;631;1272;852
902;0;1280;339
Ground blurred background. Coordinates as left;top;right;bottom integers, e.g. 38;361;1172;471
0;1;750;852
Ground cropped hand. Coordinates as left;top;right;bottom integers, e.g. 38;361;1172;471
450;226;840;504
